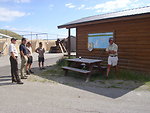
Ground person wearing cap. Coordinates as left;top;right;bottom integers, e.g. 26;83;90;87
19;38;28;79
9;38;23;84
106;38;118;78
26;42;34;75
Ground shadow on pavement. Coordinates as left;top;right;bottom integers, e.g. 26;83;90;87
0;75;16;86
0;56;145;98
32;64;144;99
0;56;62;87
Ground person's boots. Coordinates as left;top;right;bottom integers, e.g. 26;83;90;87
11;75;17;83
17;81;24;84
16;75;23;84
12;77;17;83
29;69;34;74
26;70;30;75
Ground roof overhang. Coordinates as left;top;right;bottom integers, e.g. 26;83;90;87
58;6;150;29
58;13;150;29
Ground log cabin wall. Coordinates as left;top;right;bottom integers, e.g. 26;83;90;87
76;17;150;72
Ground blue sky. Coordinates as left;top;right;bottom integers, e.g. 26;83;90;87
0;0;150;39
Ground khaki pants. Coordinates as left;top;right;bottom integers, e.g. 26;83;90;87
20;56;28;78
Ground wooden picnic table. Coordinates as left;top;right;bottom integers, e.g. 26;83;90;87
62;58;103;82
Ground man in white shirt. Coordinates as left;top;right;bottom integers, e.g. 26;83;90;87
9;38;23;84
106;38;118;78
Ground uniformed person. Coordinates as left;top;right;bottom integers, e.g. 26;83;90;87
9;38;23;84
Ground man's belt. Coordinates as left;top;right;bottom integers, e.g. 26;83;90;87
109;55;118;57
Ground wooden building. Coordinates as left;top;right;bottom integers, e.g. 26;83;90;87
58;6;150;72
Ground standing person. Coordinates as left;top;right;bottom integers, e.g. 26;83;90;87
106;38;118;78
26;42;34;75
35;42;45;70
9;38;23;84
19;38;28;79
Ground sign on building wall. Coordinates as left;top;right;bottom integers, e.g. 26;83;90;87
88;32;113;51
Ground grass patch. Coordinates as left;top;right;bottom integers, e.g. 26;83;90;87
41;65;63;77
56;58;68;67
145;81;150;87
40;57;150;87
108;85;121;88
108;70;150;82
117;82;124;84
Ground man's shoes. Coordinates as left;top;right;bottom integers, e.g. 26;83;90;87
42;67;46;70
21;77;27;79
26;71;30;75
105;76;109;80
29;70;34;74
12;79;17;83
17;81;24;84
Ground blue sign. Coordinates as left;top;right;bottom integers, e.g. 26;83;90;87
88;32;113;49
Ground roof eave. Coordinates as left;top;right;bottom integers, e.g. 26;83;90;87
57;13;150;29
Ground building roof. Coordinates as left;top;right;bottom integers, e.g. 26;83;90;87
58;6;150;28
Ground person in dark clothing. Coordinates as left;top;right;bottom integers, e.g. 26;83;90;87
19;38;28;79
9;38;23;84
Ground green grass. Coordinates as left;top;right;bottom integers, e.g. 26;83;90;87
56;58;68;67
56;56;76;67
145;81;150;87
0;29;22;39
41;57;150;84
107;85;121;88
117;81;124;84
41;65;63;76
108;70;150;82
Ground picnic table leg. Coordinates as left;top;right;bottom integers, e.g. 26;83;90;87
97;62;101;71
64;69;68;76
64;61;71;76
85;64;93;82
86;73;91;82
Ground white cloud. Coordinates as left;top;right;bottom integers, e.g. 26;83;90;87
65;3;76;8
78;4;85;10
49;4;54;10
0;0;31;3
94;0;131;12
65;0;147;13
87;0;145;13
14;0;31;3
0;7;28;21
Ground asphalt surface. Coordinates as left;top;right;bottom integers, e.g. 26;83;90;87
0;53;150;113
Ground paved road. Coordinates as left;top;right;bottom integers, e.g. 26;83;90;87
0;53;63;85
0;53;150;113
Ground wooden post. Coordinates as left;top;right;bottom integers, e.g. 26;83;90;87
68;28;71;58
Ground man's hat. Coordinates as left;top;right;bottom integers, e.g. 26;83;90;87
11;38;17;41
109;38;114;41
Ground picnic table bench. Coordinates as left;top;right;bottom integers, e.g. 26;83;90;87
62;58;103;82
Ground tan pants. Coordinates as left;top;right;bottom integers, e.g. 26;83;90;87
20;56;28;78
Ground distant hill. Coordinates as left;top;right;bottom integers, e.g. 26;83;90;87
0;29;22;40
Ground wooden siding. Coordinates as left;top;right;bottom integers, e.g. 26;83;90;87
76;17;150;72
